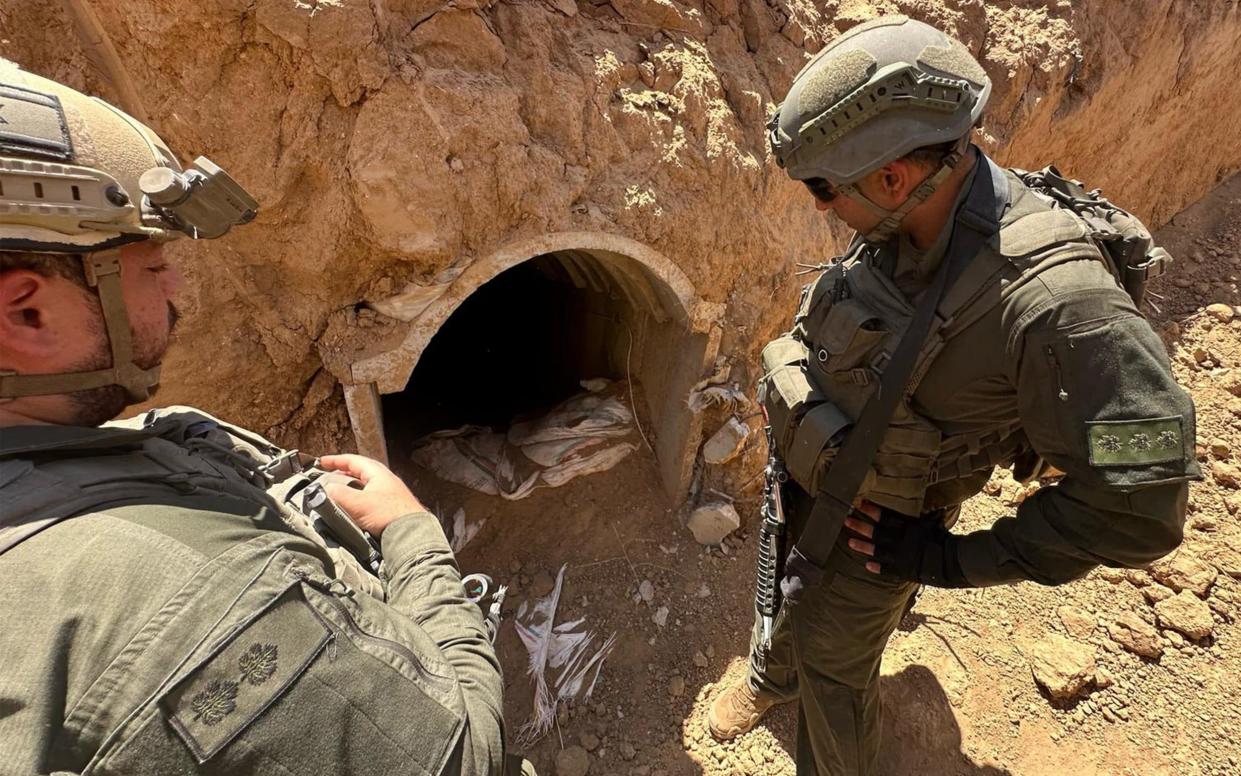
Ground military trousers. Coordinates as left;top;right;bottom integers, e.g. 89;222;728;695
747;484;917;776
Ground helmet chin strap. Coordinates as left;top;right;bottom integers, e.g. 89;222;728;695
0;248;161;403
839;136;971;244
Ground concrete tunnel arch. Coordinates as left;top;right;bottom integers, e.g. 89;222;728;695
341;232;721;500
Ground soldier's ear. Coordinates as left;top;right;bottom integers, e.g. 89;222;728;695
873;159;916;204
0;270;59;354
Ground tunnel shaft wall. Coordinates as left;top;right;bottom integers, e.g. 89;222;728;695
14;0;1239;466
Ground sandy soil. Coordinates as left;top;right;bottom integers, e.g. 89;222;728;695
397;171;1241;776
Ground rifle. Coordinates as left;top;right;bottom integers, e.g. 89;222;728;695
753;411;789;671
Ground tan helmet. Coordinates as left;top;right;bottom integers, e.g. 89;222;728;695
0;58;258;402
767;15;990;241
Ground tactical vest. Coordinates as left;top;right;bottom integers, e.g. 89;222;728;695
760;163;1111;516
0;406;385;599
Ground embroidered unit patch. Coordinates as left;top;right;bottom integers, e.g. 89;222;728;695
1087;417;1184;467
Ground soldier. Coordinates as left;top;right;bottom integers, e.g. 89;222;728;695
707;16;1199;775
0;61;519;774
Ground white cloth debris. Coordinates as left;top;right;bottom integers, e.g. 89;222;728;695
412;382;638;499
515;565;617;746
449;507;484;553
688;385;753;414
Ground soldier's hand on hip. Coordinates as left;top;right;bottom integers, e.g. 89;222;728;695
318;454;426;537
845;500;972;588
844;501;883;574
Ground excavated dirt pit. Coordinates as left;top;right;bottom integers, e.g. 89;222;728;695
394;174;1241;776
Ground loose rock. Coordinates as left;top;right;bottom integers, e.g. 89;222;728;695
687;502;741;546
1106;611;1164;659
702;417;751;465
1057;605;1098;639
1206;302;1235;323
1142;584;1175;604
1150;554;1217;596
1210;438;1232;458
556;745;590;776
1212;462;1241;489
638;580;655;605
1026;634;1097;701
532;569;556;598
668;675;686;697
653;606;669;628
1155;591;1215;640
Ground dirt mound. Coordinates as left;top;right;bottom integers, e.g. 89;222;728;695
3;0;1238;449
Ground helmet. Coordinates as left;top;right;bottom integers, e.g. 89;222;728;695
0;59;258;402
767;15;991;240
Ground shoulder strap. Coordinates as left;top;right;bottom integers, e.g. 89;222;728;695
780;155;1009;605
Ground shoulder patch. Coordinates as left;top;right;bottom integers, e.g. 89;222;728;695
0;83;74;162
998;209;1089;257
161;584;331;763
1087;417;1185;467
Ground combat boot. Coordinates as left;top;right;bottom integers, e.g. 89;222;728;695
707;679;786;741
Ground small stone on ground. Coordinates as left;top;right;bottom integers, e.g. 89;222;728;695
1106;611;1164;659
1155;590;1215;640
687;502;740;546
1026;634;1097;701
555;745;590;776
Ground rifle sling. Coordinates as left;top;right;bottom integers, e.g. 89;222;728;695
779;155;1009;604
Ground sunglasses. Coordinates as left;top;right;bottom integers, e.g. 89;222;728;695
802;177;840;203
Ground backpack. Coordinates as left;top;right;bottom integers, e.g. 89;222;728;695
0;406;387;599
1013;165;1172;309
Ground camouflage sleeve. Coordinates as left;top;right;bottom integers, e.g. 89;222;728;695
380;512;505;774
954;259;1201;587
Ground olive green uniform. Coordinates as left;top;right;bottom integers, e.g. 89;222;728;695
750;153;1199;774
0;422;507;775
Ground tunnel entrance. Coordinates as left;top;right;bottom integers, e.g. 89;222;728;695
382;253;631;458
347;239;714;500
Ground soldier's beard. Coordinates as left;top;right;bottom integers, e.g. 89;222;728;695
64;302;179;427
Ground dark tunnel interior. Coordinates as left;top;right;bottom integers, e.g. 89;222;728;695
381;254;630;460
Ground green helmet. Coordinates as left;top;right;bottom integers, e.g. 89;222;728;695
768;15;990;240
0;59;258;402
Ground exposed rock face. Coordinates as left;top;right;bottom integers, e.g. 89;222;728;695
3;1;1239;454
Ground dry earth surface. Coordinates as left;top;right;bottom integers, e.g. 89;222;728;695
405;172;1241;775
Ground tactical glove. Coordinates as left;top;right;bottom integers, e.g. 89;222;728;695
867;508;973;588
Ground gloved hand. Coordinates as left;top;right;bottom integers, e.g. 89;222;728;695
844;501;972;588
